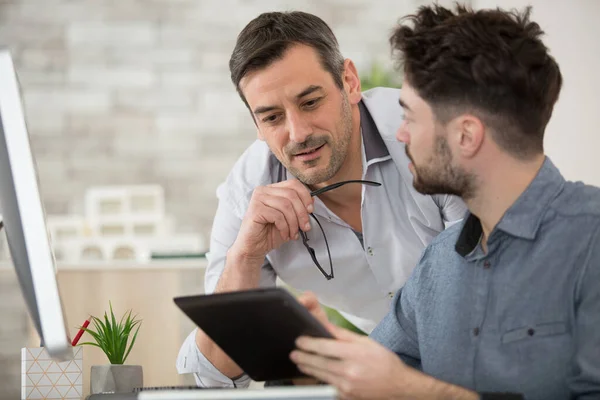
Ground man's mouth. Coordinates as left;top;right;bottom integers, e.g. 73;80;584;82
294;144;325;156
292;143;326;162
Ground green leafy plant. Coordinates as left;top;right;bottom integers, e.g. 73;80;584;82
80;302;142;365
360;62;401;91
323;306;366;335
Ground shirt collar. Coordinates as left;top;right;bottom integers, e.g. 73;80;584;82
358;100;390;163
455;157;565;257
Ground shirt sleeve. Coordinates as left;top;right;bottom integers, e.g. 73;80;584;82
176;183;277;387
432;194;468;229
569;224;600;398
176;329;252;388
369;248;429;370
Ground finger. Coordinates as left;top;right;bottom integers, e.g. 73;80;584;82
330;324;364;342
297;291;319;309
262;186;312;233
296;363;339;387
292;351;357;400
257;195;300;240
290;349;344;378
295;336;354;360
297;293;330;327
278;179;314;213
254;205;291;241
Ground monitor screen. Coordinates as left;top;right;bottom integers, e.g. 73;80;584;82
0;48;72;361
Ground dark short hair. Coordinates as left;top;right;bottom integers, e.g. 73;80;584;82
229;11;345;106
390;4;562;158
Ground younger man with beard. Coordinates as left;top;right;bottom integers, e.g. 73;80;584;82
291;4;600;400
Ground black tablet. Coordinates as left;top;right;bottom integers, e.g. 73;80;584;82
173;287;334;382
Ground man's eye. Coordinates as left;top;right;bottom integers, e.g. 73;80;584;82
303;98;321;109
263;114;280;124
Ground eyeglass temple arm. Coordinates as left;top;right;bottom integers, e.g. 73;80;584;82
310;180;381;197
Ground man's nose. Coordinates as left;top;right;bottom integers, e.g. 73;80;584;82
396;120;410;144
287;111;312;144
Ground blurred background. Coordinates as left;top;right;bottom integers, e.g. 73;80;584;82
0;0;599;398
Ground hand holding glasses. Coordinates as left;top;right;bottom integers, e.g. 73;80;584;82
231;179;380;281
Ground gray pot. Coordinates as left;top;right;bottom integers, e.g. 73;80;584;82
90;364;143;394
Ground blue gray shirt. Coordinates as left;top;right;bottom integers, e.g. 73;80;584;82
371;158;600;400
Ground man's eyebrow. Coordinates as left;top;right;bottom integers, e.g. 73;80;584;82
296;85;323;100
398;98;411;112
253;105;277;115
253;85;324;115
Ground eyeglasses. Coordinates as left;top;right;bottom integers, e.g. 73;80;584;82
300;180;381;280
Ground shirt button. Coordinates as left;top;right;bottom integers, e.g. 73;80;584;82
473;327;480;337
483;260;491;269
367;247;374;256
388;292;394;298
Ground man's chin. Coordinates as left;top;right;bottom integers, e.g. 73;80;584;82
291;166;333;186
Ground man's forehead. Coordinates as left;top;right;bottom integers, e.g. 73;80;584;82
240;45;335;105
241;74;330;112
399;83;425;112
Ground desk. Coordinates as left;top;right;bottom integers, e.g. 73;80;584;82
1;259;208;398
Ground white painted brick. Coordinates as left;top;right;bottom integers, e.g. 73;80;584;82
108;48;197;69
20;48;68;70
68;48;108;67
14;70;66;87
67;22;157;47
23;89;112;113
68;67;157;87
156;111;246;137
195;91;249;134
111;114;157;134
199;135;256;158
155;112;203;134
101;0;164;22
159;70;230;87
115;133;199;157
66;112;156;137
115;89;196;112
23;112;65;134
0;23;64;47
35;159;69;181
153;158;204;178
6;2;106;23
158;24;236;48
198;51;231;71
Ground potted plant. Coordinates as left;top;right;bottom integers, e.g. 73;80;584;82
80;302;143;394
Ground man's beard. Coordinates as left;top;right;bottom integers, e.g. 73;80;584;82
283;93;353;185
407;134;476;200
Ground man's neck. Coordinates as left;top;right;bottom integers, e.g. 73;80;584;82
467;154;546;246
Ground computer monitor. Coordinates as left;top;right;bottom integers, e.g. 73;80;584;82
0;48;72;361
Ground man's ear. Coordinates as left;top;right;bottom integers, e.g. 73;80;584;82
450;115;484;159
342;59;362;105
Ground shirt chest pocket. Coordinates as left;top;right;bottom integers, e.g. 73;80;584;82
501;321;568;344
497;321;572;400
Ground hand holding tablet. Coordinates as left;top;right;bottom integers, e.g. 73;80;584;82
174;288;333;382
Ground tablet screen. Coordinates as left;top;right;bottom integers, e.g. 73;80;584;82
174;287;333;382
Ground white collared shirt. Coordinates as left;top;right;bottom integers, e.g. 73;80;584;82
176;88;467;387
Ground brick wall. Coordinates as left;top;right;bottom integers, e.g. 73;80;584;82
0;0;463;239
